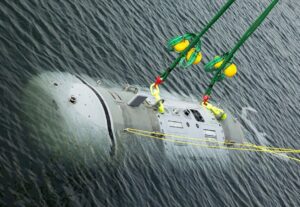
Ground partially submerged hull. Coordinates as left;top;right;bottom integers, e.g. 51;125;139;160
22;72;244;166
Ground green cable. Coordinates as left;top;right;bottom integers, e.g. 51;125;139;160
205;0;279;96
161;0;235;80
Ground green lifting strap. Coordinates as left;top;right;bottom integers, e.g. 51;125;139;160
167;33;195;52
160;0;235;80
204;55;226;72
205;0;279;96
179;41;202;68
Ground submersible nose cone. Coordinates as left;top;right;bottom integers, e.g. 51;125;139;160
22;72;115;164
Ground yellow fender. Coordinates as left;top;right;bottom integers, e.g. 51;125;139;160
174;39;189;52
224;63;237;77
150;84;165;114
186;48;202;65
202;102;227;120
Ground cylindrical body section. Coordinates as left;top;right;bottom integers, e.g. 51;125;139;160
22;72;244;167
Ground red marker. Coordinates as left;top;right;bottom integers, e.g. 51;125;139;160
154;76;163;87
203;95;210;105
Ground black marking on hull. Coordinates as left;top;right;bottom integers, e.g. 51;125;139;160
75;75;115;156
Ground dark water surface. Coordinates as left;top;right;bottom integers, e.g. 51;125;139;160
1;0;300;206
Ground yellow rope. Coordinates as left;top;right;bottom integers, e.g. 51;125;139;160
125;128;300;153
124;128;300;163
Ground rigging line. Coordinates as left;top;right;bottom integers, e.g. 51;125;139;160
125;128;300;154
124;128;300;163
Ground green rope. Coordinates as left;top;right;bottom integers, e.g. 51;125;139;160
160;0;235;80
205;0;279;96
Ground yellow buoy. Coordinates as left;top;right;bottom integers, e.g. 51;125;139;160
193;52;202;64
224;63;237;77
173;39;189;52
213;56;224;69
186;48;202;64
